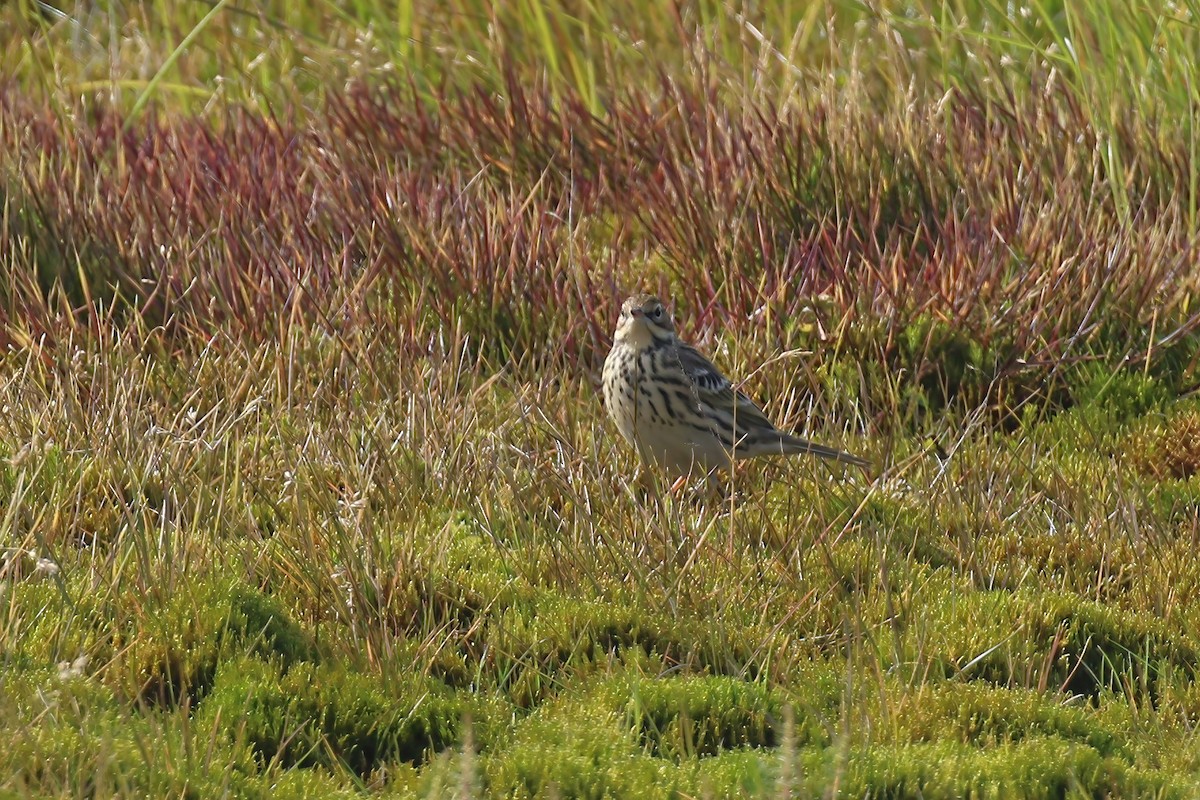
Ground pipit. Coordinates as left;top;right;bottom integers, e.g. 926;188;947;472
602;293;868;483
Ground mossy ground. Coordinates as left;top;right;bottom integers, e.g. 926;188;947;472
6;1;1200;798
4;339;1200;797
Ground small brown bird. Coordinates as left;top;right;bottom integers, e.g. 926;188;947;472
602;293;868;479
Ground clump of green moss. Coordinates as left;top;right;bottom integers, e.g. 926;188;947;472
112;579;316;706
366;529;532;643
0;665;269;799
1071;365;1169;423
199;657;463;775
1130;409;1200;480
620;675;782;759
486;595;673;707
486;707;673;798
902;586;1196;700
855;492;958;571
1030;365;1170;451
892;683;1124;755
692;749;776;797
485;668;813;797
899;313;995;413
13;576;315;708
803;737;1179;799
484;591;771;708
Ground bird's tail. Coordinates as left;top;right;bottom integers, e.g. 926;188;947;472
777;433;870;467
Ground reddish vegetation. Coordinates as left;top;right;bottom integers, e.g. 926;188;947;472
2;70;1197;385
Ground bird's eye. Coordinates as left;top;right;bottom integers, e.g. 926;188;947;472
652;306;664;319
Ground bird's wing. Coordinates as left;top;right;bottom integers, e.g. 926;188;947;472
674;340;866;465
673;342;731;393
674;343;777;433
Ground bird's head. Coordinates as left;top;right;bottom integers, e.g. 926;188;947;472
615;293;675;346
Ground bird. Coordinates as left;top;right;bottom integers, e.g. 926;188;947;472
601;293;868;481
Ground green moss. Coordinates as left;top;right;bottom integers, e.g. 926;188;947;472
692;749;776;797
379;552;525;640
905;587;1196;699
1138;475;1200;527
485;667;814;796
901;315;988;408
1071;365;1170;422
225;584;316;662
787;738;1180;800
484;701;675;799
0;667;263;799
1028;366;1171;452
485;591;769;707
8;581;104;670
487;595;661;707
199;657;463;775
620;675;781;759
12;576;314;707
856;492;958;571
113;579;315;706
250;769;365;799
892;683;1124;756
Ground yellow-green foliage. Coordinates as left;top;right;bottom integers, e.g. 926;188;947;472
9;577;314;706
806;738;1142;799
198;657;463;775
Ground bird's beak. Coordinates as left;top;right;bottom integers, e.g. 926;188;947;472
629;308;645;319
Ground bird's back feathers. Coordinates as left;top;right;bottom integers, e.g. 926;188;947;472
673;340;868;467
